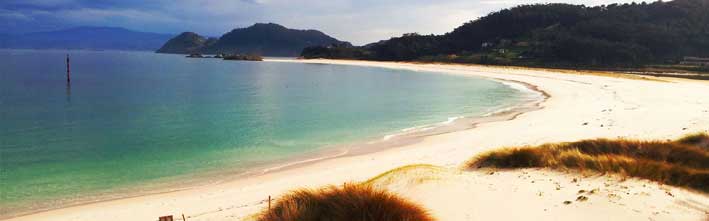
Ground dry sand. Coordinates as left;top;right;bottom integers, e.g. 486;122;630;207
6;59;709;221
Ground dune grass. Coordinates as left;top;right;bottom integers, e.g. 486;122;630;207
257;184;434;221
363;164;443;186
467;133;709;192
676;132;709;148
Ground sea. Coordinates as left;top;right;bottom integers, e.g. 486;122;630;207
0;49;533;217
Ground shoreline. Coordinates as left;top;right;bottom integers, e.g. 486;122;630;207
0;60;549;220
6;59;709;221
0;61;546;219
253;75;549;175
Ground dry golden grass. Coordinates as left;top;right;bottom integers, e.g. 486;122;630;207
467;133;709;192
257;184;434;221
676;132;709;149
363;164;444;186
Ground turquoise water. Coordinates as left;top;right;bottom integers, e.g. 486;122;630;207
0;49;526;214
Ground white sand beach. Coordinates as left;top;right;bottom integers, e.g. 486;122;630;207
7;60;709;221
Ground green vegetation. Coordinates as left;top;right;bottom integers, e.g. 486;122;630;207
223;54;263;61
302;0;709;72
466;133;709;192
257;184;433;221
157;32;217;54
300;42;372;59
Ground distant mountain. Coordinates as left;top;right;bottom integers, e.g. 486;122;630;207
157;23;349;56
0;26;173;51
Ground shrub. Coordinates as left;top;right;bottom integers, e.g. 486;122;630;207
467;134;709;192
257;184;434;221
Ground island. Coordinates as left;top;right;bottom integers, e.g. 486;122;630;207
156;23;349;57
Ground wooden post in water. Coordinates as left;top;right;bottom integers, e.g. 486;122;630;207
182;214;186;221
66;54;71;83
268;195;271;210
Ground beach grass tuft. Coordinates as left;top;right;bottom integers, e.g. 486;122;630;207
466;133;709;192
676;132;709;149
256;183;434;221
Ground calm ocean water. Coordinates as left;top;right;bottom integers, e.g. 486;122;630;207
0;49;526;215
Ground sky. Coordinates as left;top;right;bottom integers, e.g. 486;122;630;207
1;0;638;45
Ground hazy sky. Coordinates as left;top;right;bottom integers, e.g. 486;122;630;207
1;0;638;45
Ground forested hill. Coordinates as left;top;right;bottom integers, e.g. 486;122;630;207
157;23;348;56
302;0;709;69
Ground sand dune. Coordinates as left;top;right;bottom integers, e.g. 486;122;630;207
368;165;707;221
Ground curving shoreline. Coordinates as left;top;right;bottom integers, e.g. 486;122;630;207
1;60;546;219
251;75;549;176
0;59;545;219
6;59;709;221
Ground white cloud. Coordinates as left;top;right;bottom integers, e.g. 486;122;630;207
0;9;32;21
